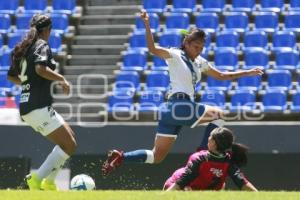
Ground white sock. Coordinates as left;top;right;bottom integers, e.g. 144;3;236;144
145;150;154;164
36;145;69;180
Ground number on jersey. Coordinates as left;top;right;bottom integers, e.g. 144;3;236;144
18;59;28;82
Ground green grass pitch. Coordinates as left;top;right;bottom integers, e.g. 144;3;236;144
1;191;300;200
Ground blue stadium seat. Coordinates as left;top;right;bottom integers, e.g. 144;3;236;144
260;0;284;12
0;49;12;70
121;50;147;71
134;13;159;33
266;70;292;91
224;12;249;33
165;13;190;31
216;31;239;50
244;48;269;69
237;75;262;91
214;49;238;71
231;0;255;12
152;56;168;71
171;0;197;13
159;30;182;48
0;14;11;34
272;31;296;52
254;12;278;33
201;90;225;109
230;89;256;112
289;0;300;11
206;77;231;91
204;32;211;50
129;32;147;51
284;11;300;33
15;13;34;33
50;13;69;35
244;30;268;50
52;0;76;15
0;0;19;15
137;90;164;112
7;33;23;49
274;49;299;70
195;12;219;34
107;90;134;113
0;89;5;107
262;89;287;113
0;71;13;88
48;32;62;54
291;91;300;113
145;70;170;92
202;0;225;13
114;71;140;92
23;0;47;14
143;0;166;13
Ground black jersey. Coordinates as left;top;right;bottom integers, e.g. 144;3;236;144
8;39;57;115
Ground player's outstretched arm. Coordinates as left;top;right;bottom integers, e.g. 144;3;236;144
205;66;263;81
166;183;181;191
140;9;170;59
241;182;258;191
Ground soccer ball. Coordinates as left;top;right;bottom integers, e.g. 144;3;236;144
70;174;95;190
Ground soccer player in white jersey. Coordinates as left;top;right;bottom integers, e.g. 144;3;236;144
102;10;263;176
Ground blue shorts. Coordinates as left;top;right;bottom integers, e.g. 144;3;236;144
156;98;206;136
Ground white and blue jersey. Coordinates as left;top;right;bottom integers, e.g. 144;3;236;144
157;48;213;137
166;48;212;100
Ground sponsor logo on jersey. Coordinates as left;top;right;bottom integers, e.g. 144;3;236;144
22;84;31;91
20;93;30;103
210;168;223;177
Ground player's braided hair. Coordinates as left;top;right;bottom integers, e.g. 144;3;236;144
211;127;248;167
180;28;206;50
12;14;52;73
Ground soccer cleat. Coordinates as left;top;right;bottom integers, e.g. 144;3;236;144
101;150;124;176
25;173;42;190
41;179;58;191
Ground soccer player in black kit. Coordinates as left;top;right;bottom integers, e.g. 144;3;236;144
7;14;77;190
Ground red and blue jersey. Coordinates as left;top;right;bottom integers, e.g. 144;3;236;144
164;150;248;190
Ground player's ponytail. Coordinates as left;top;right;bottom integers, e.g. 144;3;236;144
230;143;249;168
12;27;38;73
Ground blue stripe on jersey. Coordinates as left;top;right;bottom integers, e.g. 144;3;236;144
180;51;197;91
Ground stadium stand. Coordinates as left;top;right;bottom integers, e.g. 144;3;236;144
231;0;255;12
230;89;256;112
2;0;300;122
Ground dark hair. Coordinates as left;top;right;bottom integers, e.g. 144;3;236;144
181;28;206;50
230;143;248;168
211;127;249;167
211;127;234;153
11;14;51;73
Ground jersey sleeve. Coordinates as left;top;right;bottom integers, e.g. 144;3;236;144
228;164;249;189
176;156;204;189
197;57;213;73
165;48;182;61
33;43;50;66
